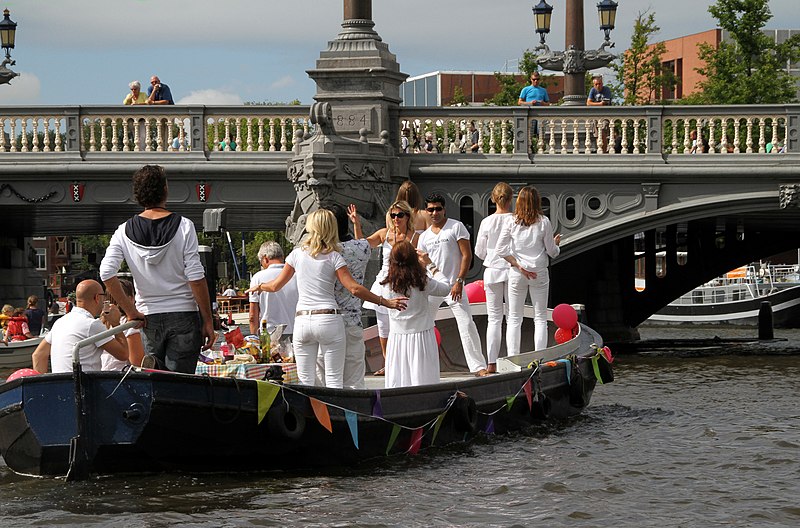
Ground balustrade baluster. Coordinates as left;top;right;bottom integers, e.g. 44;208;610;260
0;118;5;152
682;120;691;154
500;119;509;154
620;120;629;154
758;118;767;153
246;117;254;152
281;118;290;151
236;119;244;152
110;119;118;152
632;120;641;154
609;120;618;155
719;118;728;154
441;119;451;153
99;118;108;152
30;117;40;152
124;119;132;152
166;119;175;152
222;118;231;151
257;118;265;151
487;121;495;154
569;119;577;154
669;119;678;154
20;118;29;153
558;119;567;154
584;119;592;154
144;119;152;152
291;119;300;152
745;118;754;153
770;117;779;152
708;118;716;154
269;119;277;151
9;119;17;152
538;122;546;154
732;118;741;153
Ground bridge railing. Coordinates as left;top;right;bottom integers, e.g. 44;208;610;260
0;105;312;157
398;104;800;157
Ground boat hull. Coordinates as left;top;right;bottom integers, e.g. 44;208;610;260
0;330;608;478
648;284;800;327
0;337;42;370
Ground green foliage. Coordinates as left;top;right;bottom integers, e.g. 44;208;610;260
486;50;543;106
692;0;800;104
450;86;469;106
609;10;678;105
72;235;112;271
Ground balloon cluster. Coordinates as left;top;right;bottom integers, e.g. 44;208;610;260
552;303;578;344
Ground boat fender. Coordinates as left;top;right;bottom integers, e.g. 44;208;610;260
451;394;478;434
531;392;551;420
267;404;306;440
569;363;589;408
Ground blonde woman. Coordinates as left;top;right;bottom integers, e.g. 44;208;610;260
475;182;514;373
395;180;428;232
247;209;407;387
348;200;418;375
496;186;561;353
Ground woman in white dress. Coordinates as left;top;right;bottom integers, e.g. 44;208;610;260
348;200;418;375
380;241;451;388
101;278;145;370
474;182;514;373
496;186;561;353
247;209;407;387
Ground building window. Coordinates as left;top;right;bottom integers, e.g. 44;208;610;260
70;239;82;260
35;248;46;270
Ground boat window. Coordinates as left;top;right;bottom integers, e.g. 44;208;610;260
692;290;703;304
713;289;725;303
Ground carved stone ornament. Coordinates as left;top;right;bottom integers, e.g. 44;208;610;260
779;184;800;209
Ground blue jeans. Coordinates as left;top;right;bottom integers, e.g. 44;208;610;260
142;311;203;373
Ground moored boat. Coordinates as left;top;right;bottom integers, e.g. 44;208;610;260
0;308;612;479
647;264;800;327
0;336;42;369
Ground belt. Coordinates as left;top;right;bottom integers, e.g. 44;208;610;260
296;309;342;316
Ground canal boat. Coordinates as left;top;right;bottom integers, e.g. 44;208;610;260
647;263;800;327
0;336;42;370
0;306;612;480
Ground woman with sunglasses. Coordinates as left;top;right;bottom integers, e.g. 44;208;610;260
475;182;514;373
348;200;418;375
395;180;428;232
496;186;561;353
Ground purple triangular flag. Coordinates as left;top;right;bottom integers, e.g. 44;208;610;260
485;416;495;434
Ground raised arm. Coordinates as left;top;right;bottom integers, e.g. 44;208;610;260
335;266;407;311
246;264;295;294
348;203;385;248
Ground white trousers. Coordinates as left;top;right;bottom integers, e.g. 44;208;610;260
293;314;345;388
507;268;550;354
318;324;366;389
376;310;390;339
428;293;486;373
484;280;508;364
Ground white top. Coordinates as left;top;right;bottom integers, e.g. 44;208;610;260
285;248;347;311
380;272;451;334
495;216;560;272
417;218;471;283
101;315;139;371
249;263;299;333
99;216;205;314
45;307;114;373
475;213;513;284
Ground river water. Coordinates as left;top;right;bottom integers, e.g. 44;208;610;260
1;326;799;527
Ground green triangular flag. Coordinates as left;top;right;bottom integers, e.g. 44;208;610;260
431;413;446;444
256;381;280;424
506;395;516;411
386;424;401;455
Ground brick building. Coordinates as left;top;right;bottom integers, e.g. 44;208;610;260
400;71;565;106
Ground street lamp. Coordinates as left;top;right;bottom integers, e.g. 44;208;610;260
0;8;19;85
534;0;620;105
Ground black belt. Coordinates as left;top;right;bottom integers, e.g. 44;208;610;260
296;309;342;316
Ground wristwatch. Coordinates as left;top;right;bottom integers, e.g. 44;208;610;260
455;277;464;284
426;262;437;272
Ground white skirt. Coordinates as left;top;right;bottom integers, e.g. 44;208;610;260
362;277;388;314
385;328;440;388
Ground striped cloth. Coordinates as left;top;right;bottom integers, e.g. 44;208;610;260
195;362;298;384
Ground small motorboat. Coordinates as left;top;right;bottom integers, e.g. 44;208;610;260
0;336;42;370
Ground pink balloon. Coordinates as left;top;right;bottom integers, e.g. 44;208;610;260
434;326;442;346
463;280;486;303
6;368;41;383
554;327;573;344
552;303;578;330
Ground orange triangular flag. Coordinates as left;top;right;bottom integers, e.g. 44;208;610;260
310;397;332;433
523;379;533;411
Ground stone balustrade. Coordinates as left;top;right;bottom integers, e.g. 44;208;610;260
1;104;798;159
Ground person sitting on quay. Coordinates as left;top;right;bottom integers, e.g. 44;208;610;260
3;307;34;343
24;294;46;337
32;280;129;374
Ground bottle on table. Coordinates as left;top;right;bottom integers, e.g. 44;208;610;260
259;320;271;362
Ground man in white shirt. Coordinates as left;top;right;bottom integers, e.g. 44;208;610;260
249;241;299;341
417;193;488;376
32;280;128;373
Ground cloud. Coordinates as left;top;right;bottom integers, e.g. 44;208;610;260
269;75;295;90
0;73;42;104
177;89;243;105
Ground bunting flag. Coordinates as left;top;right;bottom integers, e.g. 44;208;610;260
485;416;495;434
386;424;401;455
407;428;423;455
310;398;333;432
591;355;604;384
602;346;614;363
556;358;571;383
255;381;281;424
345;410;359;449
372;391;383;419
431;413;446;444
506;395;516;411
523;379;533;411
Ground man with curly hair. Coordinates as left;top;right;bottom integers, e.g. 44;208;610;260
100;164;214;373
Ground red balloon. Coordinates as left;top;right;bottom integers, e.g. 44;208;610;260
463;280;486;303
554;327;573;344
6;368;41;383
552;303;578;330
434;326;442;346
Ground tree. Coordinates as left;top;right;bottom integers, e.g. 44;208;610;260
450;86;469;106
609;10;677;105
689;0;800;104
486;50;542;106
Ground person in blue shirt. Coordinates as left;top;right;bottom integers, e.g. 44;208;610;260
518;72;550;147
587;75;612;106
146;75;175;105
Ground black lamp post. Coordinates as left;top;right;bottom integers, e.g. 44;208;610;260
533;0;619;105
0;8;19;85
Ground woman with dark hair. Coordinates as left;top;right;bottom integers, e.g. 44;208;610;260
395;180;428;231
496;186;561;353
380;241;451;388
101;278;146;370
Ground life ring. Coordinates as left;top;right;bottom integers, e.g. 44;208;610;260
267;404;306;440
451;394;478;433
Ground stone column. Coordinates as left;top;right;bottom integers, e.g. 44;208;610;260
343;0;371;20
563;0;586;105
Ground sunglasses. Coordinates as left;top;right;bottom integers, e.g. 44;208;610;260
426;206;444;212
390;212;407;219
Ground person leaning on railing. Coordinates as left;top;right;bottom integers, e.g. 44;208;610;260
587;75;613;152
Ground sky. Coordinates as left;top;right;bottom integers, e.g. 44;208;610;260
1;0;799;106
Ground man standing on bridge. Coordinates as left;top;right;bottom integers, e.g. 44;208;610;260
100;165;214;373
